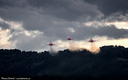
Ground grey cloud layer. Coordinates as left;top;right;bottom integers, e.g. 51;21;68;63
27;0;103;21
0;0;127;38
0;0;128;50
8;25;128;51
0;0;102;23
8;32;49;51
0;0;102;30
53;25;128;40
72;25;128;39
0;0;103;34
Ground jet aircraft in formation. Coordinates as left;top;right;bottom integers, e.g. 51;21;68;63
48;41;55;46
48;37;96;46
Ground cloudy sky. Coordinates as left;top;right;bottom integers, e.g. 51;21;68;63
0;0;128;51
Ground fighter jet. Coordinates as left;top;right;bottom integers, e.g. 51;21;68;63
48;41;55;46
88;38;95;43
67;36;72;40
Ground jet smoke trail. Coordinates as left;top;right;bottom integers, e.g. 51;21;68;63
49;46;57;56
67;41;88;51
89;43;100;54
58;40;100;53
68;40;77;51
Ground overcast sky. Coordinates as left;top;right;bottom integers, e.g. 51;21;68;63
0;0;128;51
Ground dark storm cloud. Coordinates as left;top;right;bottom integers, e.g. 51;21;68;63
0;0;103;36
0;21;10;30
0;7;35;21
0;0;102;32
0;0;127;35
0;0;16;7
0;0;29;7
27;0;103;21
84;0;128;15
0;0;103;22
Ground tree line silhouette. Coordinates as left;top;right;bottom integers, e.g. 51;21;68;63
0;45;128;80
